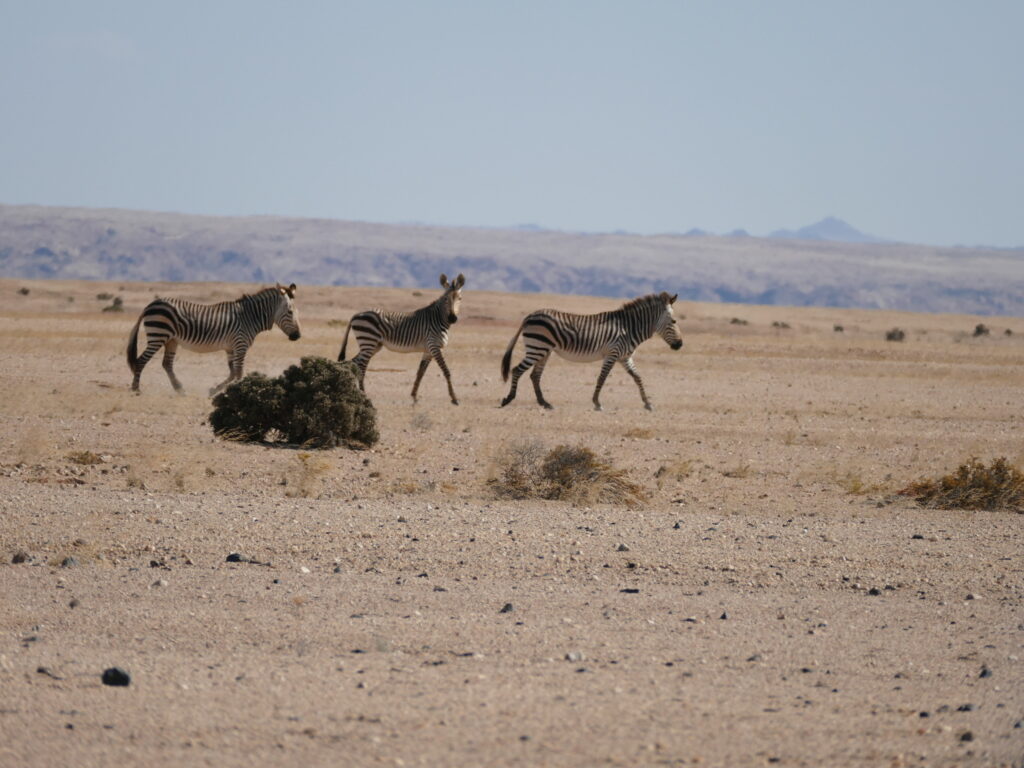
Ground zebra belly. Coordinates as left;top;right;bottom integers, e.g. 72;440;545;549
177;338;232;353
553;347;607;363
381;339;432;354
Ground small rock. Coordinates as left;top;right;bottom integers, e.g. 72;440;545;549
499;603;513;614
867;587;881;596
956;703;975;712
959;730;973;742
911;534;924;540
151;579;168;588
68;598;80;609
965;593;978;600
225;553;246;563
60;556;79;568
101;667;131;687
747;653;763;662
720;612;729;620
300;567;311;574
616;543;630;552
565;651;584;662
919;711;930;718
672;521;682;530
1013;719;1022;729
979;666;992;678
12;551;30;564
332;566;343;574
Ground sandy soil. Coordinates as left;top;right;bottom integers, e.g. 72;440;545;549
1;278;1022;767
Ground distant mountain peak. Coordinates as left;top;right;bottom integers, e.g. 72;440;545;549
770;217;884;244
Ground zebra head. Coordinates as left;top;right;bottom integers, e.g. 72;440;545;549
439;273;466;324
275;283;302;341
657;292;683;350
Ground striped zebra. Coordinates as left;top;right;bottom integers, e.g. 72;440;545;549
500;291;682;411
127;283;301;395
338;273;465;405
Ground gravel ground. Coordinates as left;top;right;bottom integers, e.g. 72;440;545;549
1;278;1022;767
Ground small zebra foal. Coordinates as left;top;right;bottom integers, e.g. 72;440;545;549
127;283;301;395
501;291;683;411
339;273;465;404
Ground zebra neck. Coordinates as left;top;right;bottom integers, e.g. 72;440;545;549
240;291;277;331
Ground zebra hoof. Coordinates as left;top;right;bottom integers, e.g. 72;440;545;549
451;399;459;406
593;405;602;412
541;403;555;411
500;398;512;408
644;403;654;411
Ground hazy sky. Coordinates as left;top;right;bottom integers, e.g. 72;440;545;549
2;1;1022;247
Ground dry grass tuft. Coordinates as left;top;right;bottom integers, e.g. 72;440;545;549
489;442;646;507
898;457;1024;512
654;459;694;489
285;452;333;498
66;450;104;466
624;427;655;439
885;328;905;342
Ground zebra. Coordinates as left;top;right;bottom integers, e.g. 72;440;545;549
500;291;683;411
338;273;465;405
126;283;301;395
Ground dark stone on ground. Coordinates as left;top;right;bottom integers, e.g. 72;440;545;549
101;667;131;687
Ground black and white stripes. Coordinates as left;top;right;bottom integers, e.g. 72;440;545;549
127;283;301;395
500;292;683;411
338;274;465;405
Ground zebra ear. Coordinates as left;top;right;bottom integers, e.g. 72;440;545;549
286;283;297;298
454;273;465;288
669;293;678;304
440;274;449;287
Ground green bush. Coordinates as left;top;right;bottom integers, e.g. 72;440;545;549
209;372;286;441
209;357;378;448
278;357;379;448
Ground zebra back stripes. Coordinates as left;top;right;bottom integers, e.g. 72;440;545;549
500;291;682;411
127;283;301;395
339;273;465;405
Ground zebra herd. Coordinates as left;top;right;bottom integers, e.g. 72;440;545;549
126;275;684;410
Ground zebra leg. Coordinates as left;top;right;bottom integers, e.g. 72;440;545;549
529;356;553;410
501;357;532;407
411;354;431;403
592;357;617;411
131;339;166;393
210;346;246;396
430;348;459;405
352;344;380;392
161;340;184;393
620;357;652;410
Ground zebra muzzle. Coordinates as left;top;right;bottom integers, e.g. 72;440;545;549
289;331;301;341
448;314;458;324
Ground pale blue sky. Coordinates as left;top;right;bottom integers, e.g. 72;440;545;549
2;1;1022;246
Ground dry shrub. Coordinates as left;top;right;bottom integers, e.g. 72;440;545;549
898;457;1024;512
973;323;990;337
489;442;646;506
885;328;905;342
730;317;748;325
624;427;654;439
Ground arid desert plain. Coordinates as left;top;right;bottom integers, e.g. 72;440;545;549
1;278;1022;768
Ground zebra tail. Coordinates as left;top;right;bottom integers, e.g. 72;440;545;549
126;314;142;371
338;318;353;361
501;322;524;382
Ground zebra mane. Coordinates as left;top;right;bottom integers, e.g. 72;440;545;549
238;286;281;303
617;293;670;313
